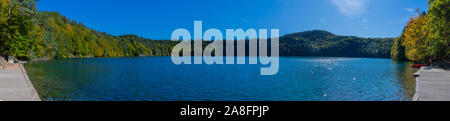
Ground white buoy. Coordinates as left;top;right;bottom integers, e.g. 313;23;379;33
353;77;356;80
324;94;327;97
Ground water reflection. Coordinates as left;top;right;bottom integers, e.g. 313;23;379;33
391;60;417;100
25;57;417;101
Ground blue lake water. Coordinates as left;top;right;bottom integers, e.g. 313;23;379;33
25;57;417;101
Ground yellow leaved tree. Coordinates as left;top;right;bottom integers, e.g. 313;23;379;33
402;10;430;62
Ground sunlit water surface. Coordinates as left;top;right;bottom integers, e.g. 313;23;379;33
25;57;417;101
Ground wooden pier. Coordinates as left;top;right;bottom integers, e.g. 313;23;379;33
413;67;450;101
0;64;40;101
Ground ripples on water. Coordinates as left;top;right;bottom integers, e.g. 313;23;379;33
25;57;417;101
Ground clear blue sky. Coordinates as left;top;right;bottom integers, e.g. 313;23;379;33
37;0;429;40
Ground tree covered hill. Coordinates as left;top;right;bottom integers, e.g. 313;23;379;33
36;11;179;58
279;30;394;58
0;0;178;60
1;0;394;60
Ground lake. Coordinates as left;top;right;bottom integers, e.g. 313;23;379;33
25;57;417;101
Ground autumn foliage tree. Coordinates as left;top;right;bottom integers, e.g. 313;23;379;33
394;0;449;65
402;10;430;62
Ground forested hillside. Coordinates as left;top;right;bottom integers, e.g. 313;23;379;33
1;0;177;60
279;30;393;58
1;0;394;60
39;12;178;58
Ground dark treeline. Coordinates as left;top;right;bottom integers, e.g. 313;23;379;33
1;0;395;61
187;30;394;58
279;30;393;58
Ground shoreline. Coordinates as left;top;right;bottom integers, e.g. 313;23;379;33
28;56;392;63
19;64;41;101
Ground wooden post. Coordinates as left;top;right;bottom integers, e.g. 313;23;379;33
7;55;14;64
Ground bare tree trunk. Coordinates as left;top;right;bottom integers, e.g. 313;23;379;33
7;0;11;20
